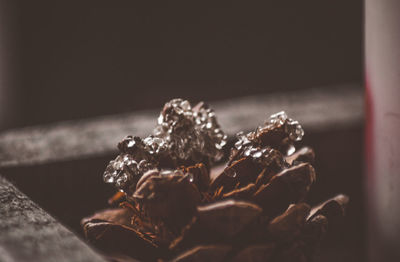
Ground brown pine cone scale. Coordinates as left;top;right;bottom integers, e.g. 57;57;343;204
82;100;349;262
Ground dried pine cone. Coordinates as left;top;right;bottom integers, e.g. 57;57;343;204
82;100;349;262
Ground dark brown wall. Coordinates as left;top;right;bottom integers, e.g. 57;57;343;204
6;1;362;128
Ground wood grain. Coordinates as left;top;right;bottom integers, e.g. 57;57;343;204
0;176;107;262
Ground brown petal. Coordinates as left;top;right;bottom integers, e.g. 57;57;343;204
231;243;275;262
197;200;262;238
179;163;210;192
103;254;142;262
221;183;257;200
298;214;328;260
301;214;328;248
209;164;226;181
81;208;134;228
136;169;160;190
170;245;231;262
267;203;310;241
308;194;349;223
256;127;288;151
83;221;158;261
169;217;203;251
134;173;202;231
253;163;316;216
272;242;308;262
285;147;315;165
254;167;277;188
108;191;127;205
210;157;262;194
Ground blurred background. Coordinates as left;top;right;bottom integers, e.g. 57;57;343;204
0;0;362;130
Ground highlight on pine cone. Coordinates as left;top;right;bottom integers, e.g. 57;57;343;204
102;98;227;194
81;99;349;262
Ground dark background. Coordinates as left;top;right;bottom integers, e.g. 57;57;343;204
0;2;365;261
0;0;362;130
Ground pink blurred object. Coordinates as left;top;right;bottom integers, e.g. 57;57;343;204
366;0;400;260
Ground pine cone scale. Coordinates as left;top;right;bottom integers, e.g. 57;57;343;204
82;100;349;262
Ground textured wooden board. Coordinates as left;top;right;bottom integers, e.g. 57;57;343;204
0;176;108;262
0;85;363;168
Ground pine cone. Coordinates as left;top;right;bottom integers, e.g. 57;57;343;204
82;99;349;262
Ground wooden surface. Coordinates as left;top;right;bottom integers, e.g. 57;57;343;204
0;176;107;262
0;85;363;168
